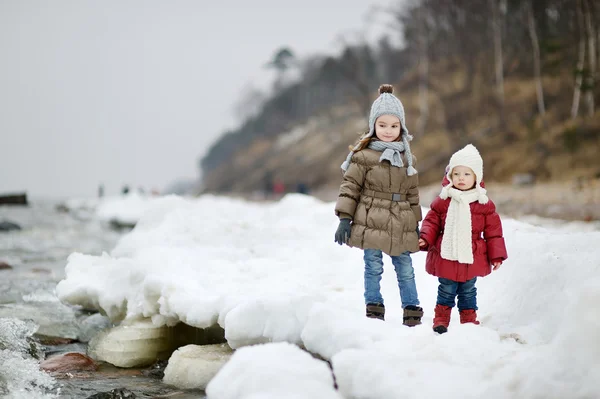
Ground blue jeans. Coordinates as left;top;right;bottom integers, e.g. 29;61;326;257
437;277;478;310
363;249;420;308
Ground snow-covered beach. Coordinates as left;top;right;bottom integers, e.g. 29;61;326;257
54;193;600;398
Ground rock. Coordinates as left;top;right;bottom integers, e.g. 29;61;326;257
88;319;172;368
0;193;27;205
0;262;12;270
40;352;98;373
141;359;168;379
44;341;88;358
109;219;136;230
0;221;21;232
512;173;535;186
30;268;51;274
163;344;233;390
78;313;112;343
34;335;77;346
55;203;69;213
86;388;136;399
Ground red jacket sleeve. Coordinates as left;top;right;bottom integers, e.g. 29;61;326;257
420;198;445;250
483;200;508;262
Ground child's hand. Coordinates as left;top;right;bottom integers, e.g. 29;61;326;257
491;261;502;270
418;238;427;248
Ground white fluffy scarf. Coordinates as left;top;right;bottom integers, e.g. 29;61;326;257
440;187;480;264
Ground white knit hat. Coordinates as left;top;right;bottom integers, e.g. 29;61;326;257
440;144;488;204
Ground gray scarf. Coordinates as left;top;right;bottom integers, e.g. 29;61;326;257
341;137;417;176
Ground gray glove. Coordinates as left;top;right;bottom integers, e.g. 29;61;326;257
334;219;352;245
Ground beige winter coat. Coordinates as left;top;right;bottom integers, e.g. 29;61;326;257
335;148;422;256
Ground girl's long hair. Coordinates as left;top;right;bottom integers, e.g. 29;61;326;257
348;130;372;152
348;126;403;152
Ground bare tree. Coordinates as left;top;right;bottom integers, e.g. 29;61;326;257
583;0;596;115
415;3;430;136
527;1;546;118
335;44;378;117
490;0;506;109
234;85;266;123
572;0;586;118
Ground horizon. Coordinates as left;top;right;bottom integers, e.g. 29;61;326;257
0;0;396;198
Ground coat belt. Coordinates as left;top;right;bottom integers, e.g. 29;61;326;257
362;189;406;202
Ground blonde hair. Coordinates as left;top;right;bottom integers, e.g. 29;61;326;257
348;130;372;152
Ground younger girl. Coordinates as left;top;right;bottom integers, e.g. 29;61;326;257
419;144;508;334
334;84;423;326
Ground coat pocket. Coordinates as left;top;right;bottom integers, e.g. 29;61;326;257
474;239;487;256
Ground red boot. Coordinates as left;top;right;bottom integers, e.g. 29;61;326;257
459;309;480;325
433;304;452;334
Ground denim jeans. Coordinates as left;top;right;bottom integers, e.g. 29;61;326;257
363;249;420;308
437;277;478;310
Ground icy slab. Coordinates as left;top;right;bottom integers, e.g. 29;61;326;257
163;344;233;390
88;318;172;368
205;342;342;399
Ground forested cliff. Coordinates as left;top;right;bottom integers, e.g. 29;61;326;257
199;0;600;195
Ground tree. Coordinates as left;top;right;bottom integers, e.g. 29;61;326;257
415;3;430;136
233;85;266;123
335;45;379;117
572;0;586;118
583;0;596;115
490;0;506;109
527;0;546;118
266;47;297;91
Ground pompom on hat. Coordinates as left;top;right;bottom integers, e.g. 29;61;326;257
440;144;488;204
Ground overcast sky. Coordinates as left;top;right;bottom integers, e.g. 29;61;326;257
0;0;396;199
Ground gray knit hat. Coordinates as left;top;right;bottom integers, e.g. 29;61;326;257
366;84;411;140
341;84;416;175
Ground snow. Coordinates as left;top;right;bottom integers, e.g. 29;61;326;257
56;193;600;398
205;342;342;399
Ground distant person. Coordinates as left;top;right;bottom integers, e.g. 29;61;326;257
272;179;285;198
419;144;508;334
121;185;130;195
334;84;423;326
296;182;309;195
263;172;274;200
98;184;104;198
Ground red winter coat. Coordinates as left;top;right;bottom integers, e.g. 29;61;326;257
420;183;508;282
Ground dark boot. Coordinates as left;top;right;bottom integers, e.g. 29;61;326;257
403;305;424;327
366;303;385;321
459;309;480;325
433;304;452;334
